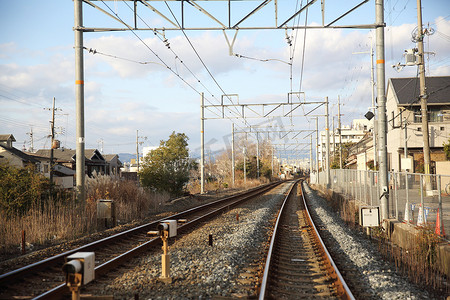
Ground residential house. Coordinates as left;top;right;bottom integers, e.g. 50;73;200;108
34;148;108;177
0;134;41;170
104;154;123;177
386;76;450;173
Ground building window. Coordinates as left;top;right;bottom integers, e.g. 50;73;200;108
417;127;422;132
44;164;49;173
441;127;445;131
412;107;444;123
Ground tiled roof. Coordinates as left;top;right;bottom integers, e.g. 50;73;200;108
389;76;450;106
0;144;40;164
0;134;16;142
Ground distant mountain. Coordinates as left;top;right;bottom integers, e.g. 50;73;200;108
118;153;135;163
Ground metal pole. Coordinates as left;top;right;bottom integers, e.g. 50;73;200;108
375;0;389;221
338;96;343;169
243;147;247;186
310;135;313;175
231;123;235;187
136;130;139;172
417;0;432;191
370;41;377;169
75;0;85;203
332;115;336;162
437;175;444;235
271;146;274;178
200;93;205;194
404;118;408;160
419;174;425;224
315;117;319;184
256;132;260;179
325;97;331;188
405;171;409;222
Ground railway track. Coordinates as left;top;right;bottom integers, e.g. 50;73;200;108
259;180;354;299
0;181;282;299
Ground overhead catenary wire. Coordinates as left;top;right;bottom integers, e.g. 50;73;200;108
97;0;250;133
162;1;249;123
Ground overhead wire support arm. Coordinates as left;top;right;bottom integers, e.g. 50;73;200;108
83;0;133;28
278;0;318;28
325;0;370;27
233;0;272;28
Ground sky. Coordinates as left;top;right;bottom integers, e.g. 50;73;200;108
1;0;449;161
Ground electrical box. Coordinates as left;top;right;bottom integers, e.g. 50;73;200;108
66;252;95;285
163;220;177;238
359;206;380;227
404;49;417;66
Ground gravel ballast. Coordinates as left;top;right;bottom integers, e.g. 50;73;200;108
85;183;293;299
302;182;436;300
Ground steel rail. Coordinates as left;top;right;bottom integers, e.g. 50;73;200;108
258;181;297;300
300;181;355;300
259;180;355;300
1;181;283;299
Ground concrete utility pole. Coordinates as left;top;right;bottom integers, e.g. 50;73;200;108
375;0;389;221
325;97;331;188
231;123;235;187
50;97;56;187
74;0;85;203
416;0;432;190
200;93;205;194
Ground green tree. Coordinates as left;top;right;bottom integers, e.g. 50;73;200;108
236;156;269;179
0;164;50;217
444;138;450;160
330;142;354;169
139;132;196;196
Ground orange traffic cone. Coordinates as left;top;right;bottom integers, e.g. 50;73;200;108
435;208;446;236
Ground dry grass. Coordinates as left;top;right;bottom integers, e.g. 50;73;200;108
0;175;169;256
0;173;268;257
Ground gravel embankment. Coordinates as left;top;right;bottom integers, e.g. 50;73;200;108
302;182;437;300
84;183;292;299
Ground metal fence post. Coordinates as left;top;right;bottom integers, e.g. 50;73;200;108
420;174;425;225
437;175;444;235
394;172;398;220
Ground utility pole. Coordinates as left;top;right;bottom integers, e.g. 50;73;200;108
136;130;147;174
325;97;330;188
315;117;319;184
370;40;377;170
50;97;56;188
375;0;389;221
74;0;85;204
26;127;34;153
231;123;235;187
136;130;139;172
200;93;205;194
417;0;432;191
338;96;343;169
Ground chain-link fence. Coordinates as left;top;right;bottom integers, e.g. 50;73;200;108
313;169;449;238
